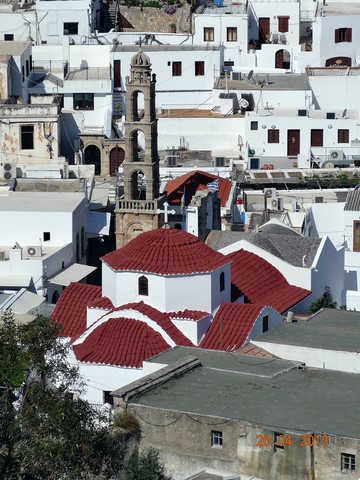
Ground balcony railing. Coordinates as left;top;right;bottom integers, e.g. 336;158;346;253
117;199;156;212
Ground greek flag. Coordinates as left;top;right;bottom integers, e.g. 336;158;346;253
207;178;219;190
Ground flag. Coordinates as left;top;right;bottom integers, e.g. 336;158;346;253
207;178;219;190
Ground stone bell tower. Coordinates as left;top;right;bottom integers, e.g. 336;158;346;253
115;49;164;248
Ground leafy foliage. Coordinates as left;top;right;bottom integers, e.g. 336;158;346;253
307;296;337;314
113;410;140;432
124;448;172;480
0;313;128;480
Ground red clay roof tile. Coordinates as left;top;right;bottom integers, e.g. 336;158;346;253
164;171;231;208
169;309;209;321
102;228;228;274
51;283;102;341
199;303;263;350
228;249;311;313
117;301;194;346
74;317;171;368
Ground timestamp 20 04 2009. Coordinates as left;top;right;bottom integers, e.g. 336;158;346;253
256;434;329;448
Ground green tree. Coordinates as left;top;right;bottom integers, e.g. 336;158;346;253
307;296;337;314
0;312;128;480
124;447;172;480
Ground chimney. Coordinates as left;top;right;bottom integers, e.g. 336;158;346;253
286;311;294;323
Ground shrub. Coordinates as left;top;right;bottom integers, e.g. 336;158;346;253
113;410;140;432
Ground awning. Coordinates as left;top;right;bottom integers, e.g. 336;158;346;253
8;290;45;314
0;276;31;288
48;263;97;287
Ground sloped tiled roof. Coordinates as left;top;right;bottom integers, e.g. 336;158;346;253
51;283;102;341
199;303;263;350
74;317;170;368
117;301;194;346
88;296;114;310
164;170;231;208
169;309;209;321
102;228;228;274
228;249;311;313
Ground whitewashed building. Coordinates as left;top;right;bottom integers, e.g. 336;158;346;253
0;191;94;303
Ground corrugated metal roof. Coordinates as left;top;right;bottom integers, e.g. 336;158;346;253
344;189;360;211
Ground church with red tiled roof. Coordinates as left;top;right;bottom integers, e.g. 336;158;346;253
51;227;310;403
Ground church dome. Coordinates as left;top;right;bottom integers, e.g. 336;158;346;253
131;48;151;67
101;228;228;275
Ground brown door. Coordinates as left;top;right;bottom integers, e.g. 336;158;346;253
287;130;300;156
114;60;121;88
259;18;270;44
275;50;284;69
110;147;125;176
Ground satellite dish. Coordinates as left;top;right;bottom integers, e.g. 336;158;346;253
342;108;347;118
247;70;254;81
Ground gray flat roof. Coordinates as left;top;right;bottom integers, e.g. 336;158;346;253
150;346;295;378
138;350;360;438
113;44;220;53
255;308;360;352
321;2;360;16
0;192;84;212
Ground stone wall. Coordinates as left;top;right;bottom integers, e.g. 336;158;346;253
119;4;191;33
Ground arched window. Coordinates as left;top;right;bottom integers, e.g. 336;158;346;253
138;275;148;296
220;272;225;292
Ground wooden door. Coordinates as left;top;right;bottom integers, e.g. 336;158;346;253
275;50;284;69
110;147;125;176
287;130;300;156
113;60;121;88
259;18;270;44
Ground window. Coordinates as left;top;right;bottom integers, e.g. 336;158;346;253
268;129;279;143
338;129;349;143
262;315;269;333
195;61;205;76
274;432;285;450
172;61;182;76
311;129;323;147
251;121;258;131
353;221;360;252
227;27;237;42
73;93;94;110
4;34;14;41
21;125;34;150
64;22;78;35
341;453;355;472
43;232;50;242
335;28;352;43
103;391;114;405
211;430;223;447
224;61;234;67
138;275;148;296
220;272;225;292
278;16;289;33
204;27;214;42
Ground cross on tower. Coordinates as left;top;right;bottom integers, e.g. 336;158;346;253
157;202;176;224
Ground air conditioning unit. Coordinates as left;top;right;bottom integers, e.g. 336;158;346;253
231;71;241;81
2;163;16;181
265;188;277;199
329;150;345;160
26;246;42;257
214;157;225;167
165;155;177;167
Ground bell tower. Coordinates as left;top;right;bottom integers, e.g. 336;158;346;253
115;49;164;248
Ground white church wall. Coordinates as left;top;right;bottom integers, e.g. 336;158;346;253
78;361;166;404
171;315;212;345
211;264;232;312
164;274;213;313
245;306;283;345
